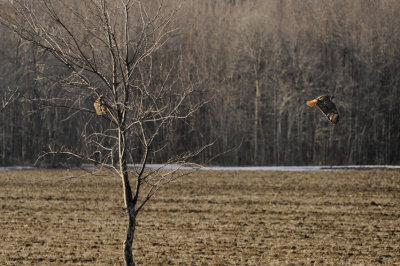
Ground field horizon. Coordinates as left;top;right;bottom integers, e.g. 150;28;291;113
1;170;399;264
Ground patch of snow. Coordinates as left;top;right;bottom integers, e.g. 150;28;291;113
2;165;400;171
0;166;36;171
127;164;400;171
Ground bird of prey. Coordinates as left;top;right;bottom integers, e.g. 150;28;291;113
94;95;107;115
307;95;339;124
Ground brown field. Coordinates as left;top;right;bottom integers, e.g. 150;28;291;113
1;169;400;265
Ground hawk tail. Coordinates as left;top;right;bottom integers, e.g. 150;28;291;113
307;99;317;107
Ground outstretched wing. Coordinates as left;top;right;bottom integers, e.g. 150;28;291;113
316;96;339;124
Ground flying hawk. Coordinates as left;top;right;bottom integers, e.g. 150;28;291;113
307;95;339;124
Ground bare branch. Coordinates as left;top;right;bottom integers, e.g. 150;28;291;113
0;87;20;112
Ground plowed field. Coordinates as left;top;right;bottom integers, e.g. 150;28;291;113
1;170;399;265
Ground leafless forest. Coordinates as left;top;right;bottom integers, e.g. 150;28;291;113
1;0;400;167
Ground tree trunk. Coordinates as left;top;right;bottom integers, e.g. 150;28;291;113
254;77;260;164
119;126;136;266
123;198;136;266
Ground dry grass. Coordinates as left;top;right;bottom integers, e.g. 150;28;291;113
1;169;399;265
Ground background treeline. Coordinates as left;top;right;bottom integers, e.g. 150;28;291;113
1;0;400;167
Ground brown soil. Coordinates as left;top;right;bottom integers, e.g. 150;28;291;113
1;170;399;265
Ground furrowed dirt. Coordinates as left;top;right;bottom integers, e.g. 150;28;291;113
1;170;399;265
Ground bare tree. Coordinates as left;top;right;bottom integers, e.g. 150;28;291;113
1;0;210;265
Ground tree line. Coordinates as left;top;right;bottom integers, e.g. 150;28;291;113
1;0;399;167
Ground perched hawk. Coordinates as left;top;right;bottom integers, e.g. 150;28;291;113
94;95;107;116
307;95;339;124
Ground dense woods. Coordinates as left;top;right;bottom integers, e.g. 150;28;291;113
1;0;400;167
